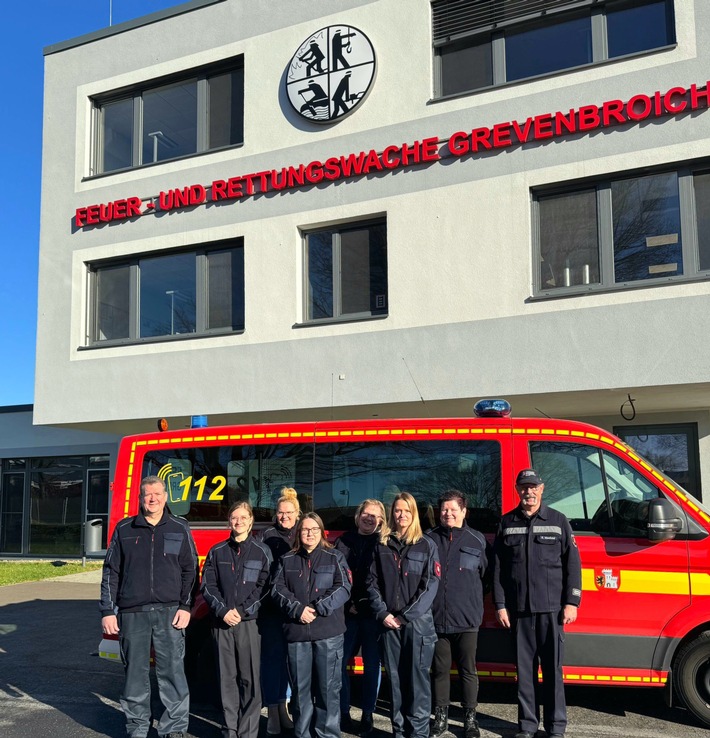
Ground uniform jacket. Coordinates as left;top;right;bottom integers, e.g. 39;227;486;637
367;533;440;624
426;522;490;633
259;523;298;618
100;511;198;616
200;534;272;622
334;529;379;618
272;545;352;642
493;503;582;614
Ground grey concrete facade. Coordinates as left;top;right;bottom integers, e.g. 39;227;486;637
36;1;710;493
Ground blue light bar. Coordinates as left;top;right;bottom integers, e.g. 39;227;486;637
190;415;208;428
473;399;512;418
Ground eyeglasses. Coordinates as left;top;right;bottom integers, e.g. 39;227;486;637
277;511;296;517
301;527;321;536
230;517;250;523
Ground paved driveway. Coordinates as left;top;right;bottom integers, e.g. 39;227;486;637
0;571;707;737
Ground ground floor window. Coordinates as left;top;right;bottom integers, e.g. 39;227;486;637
0;455;110;556
614;423;701;501
303;218;387;323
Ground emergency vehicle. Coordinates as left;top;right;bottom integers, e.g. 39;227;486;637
99;401;710;727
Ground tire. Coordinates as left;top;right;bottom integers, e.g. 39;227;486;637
674;630;710;727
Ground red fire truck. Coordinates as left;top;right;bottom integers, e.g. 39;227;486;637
99;401;710;727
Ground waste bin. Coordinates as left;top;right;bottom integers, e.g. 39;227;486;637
85;518;103;553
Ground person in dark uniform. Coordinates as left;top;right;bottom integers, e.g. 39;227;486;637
201;502;272;738
493;469;582;738
367;491;440;738
260;487;301;735
335;499;386;736
100;475;197;738
426;490;490;738
272;512;352;738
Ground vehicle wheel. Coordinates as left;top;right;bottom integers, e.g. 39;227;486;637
674;630;710;727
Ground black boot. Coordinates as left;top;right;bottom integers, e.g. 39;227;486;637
464;709;480;738
430;706;448;737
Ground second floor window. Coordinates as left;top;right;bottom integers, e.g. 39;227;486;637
92;58;244;174
432;0;675;98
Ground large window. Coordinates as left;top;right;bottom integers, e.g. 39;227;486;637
93;58;244;174
432;0;674;97
89;241;244;345
303;219;388;323
142;438;501;532
535;165;710;295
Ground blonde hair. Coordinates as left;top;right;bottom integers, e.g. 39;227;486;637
276;487;301;517
383;491;422;545
356;499;388;536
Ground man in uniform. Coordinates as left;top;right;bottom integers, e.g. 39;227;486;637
100;476;198;738
493;469;582;738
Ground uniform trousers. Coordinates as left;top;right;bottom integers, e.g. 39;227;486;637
514;611;567;735
259;615;291;705
212;618;261;738
341;615;382;715
380;613;437;738
432;631;479;709
118;605;189;738
287;634;344;738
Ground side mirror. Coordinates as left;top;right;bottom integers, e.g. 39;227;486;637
647;497;683;542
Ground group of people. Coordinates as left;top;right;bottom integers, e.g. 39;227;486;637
100;469;581;738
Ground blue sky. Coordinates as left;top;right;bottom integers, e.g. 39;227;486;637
0;1;180;407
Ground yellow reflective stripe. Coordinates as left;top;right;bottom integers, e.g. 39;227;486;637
690;572;710;595
582;568;690;595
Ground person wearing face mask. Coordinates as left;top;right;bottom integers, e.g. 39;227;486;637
493;469;582;738
426;490;490;738
367;492;440;738
260;487;301;734
201;502;272;738
335;499;386;736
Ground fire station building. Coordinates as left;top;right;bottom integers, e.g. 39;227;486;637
20;0;710;554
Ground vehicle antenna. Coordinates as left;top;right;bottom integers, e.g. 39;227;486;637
402;357;426;403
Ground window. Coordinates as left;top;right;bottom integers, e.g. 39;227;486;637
143;438;502;532
615;423;701;500
89;241;244;345
535;164;710;295
432;0;674;97
93;58;244;174
530;440;662;535
304;219;387;322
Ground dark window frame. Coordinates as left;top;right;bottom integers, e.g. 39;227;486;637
86;239;245;347
300;217;389;325
432;0;675;98
90;56;244;176
532;162;710;298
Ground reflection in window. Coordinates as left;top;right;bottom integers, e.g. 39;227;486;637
607;1;672;59
539;189;599;289
432;0;674;97
693;172;710;272
142;438;502;532
615;423;701;500
506;16;592;82
90;241;244;345
29;468;83;555
305;220;387;322
95;59;243;173
612;173;681;283
0;473;24;553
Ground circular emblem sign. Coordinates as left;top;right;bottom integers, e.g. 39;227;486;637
286;25;376;123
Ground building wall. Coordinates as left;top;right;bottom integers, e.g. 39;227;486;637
36;1;710;495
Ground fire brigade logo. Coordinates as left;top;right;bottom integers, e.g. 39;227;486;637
594;568;620;590
286;25;376;123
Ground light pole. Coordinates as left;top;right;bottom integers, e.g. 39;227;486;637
166;290;175;334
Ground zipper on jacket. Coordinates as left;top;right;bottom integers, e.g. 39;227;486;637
150;529;155;603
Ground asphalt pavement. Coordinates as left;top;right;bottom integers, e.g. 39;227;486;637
0;571;707;738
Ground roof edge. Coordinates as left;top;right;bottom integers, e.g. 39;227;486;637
43;0;227;56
